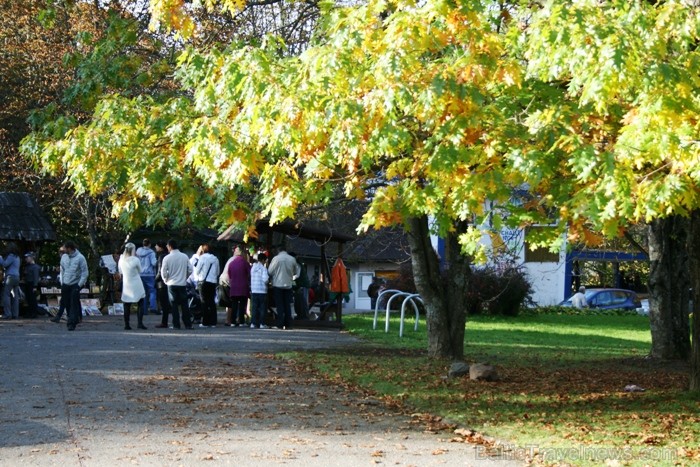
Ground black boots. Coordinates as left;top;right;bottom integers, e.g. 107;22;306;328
137;308;147;330
124;303;147;330
124;308;132;330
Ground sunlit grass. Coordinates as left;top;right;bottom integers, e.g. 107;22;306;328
288;312;698;466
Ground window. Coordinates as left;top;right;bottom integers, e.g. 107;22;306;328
611;291;629;305
523;226;560;263
591;291;612;307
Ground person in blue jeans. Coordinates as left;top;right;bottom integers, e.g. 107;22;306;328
1;242;21;319
136;239;158;315
250;253;269;328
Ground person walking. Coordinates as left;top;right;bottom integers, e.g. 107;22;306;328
367;276;383;311
227;245;251;327
267;246;298;330
195;244;220;327
250;253;269;329
136;239;158;315
119;243;147;330
60;241;88;331
1;242;21;320
23;252;41;319
154;241;172;328
161;239;193;329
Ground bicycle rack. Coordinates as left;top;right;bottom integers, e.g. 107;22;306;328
372;289;422;337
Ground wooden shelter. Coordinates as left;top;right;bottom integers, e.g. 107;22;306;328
0;192;56;244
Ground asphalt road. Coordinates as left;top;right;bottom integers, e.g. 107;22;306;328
0;314;520;466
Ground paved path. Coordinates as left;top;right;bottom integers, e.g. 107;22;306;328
0;314;519;466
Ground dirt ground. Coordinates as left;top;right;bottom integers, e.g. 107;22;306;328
0;314;520;466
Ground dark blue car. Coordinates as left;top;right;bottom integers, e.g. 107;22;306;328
559;288;641;311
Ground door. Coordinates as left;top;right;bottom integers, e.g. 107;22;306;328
355;272;374;310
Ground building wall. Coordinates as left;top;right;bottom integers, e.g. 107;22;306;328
522;259;568;306
481;227;568;307
351;261;402;310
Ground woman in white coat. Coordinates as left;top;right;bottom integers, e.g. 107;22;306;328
119;243;147;330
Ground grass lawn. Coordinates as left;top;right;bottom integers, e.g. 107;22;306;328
288;312;700;466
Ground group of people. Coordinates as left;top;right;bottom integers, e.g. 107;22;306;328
208;244;304;330
1;237;313;332
1;242;43;320
117;238;198;330
136;240;308;331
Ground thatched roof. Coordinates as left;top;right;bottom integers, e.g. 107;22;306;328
0;192;56;242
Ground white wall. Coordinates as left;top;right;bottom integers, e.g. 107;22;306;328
522;259;567;306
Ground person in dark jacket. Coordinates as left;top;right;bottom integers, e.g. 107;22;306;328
23;252;41;318
290;253;309;320
1;242;21;320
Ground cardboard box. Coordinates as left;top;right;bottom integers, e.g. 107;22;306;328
107;303;124;316
80;298;101;316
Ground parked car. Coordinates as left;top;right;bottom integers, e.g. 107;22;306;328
635;294;693;317
637;299;649;316
559;288;642;311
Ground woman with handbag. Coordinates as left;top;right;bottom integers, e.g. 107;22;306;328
1;242;21;320
194;244;220;327
118;243;147;330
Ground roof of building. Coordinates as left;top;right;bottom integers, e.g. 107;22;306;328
217;219;356;244
0;192;56;242
216;209;409;264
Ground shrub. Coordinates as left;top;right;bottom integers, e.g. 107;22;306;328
385;262;417;294
467;266;534;316
523;305;642;317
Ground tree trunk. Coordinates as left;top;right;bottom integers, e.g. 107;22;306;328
84;196;103;281
688;210;700;391
406;216;471;360
648;216;691;360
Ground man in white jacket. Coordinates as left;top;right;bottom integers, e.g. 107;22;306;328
161;239;194;329
571;286;588;308
268;247;299;329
